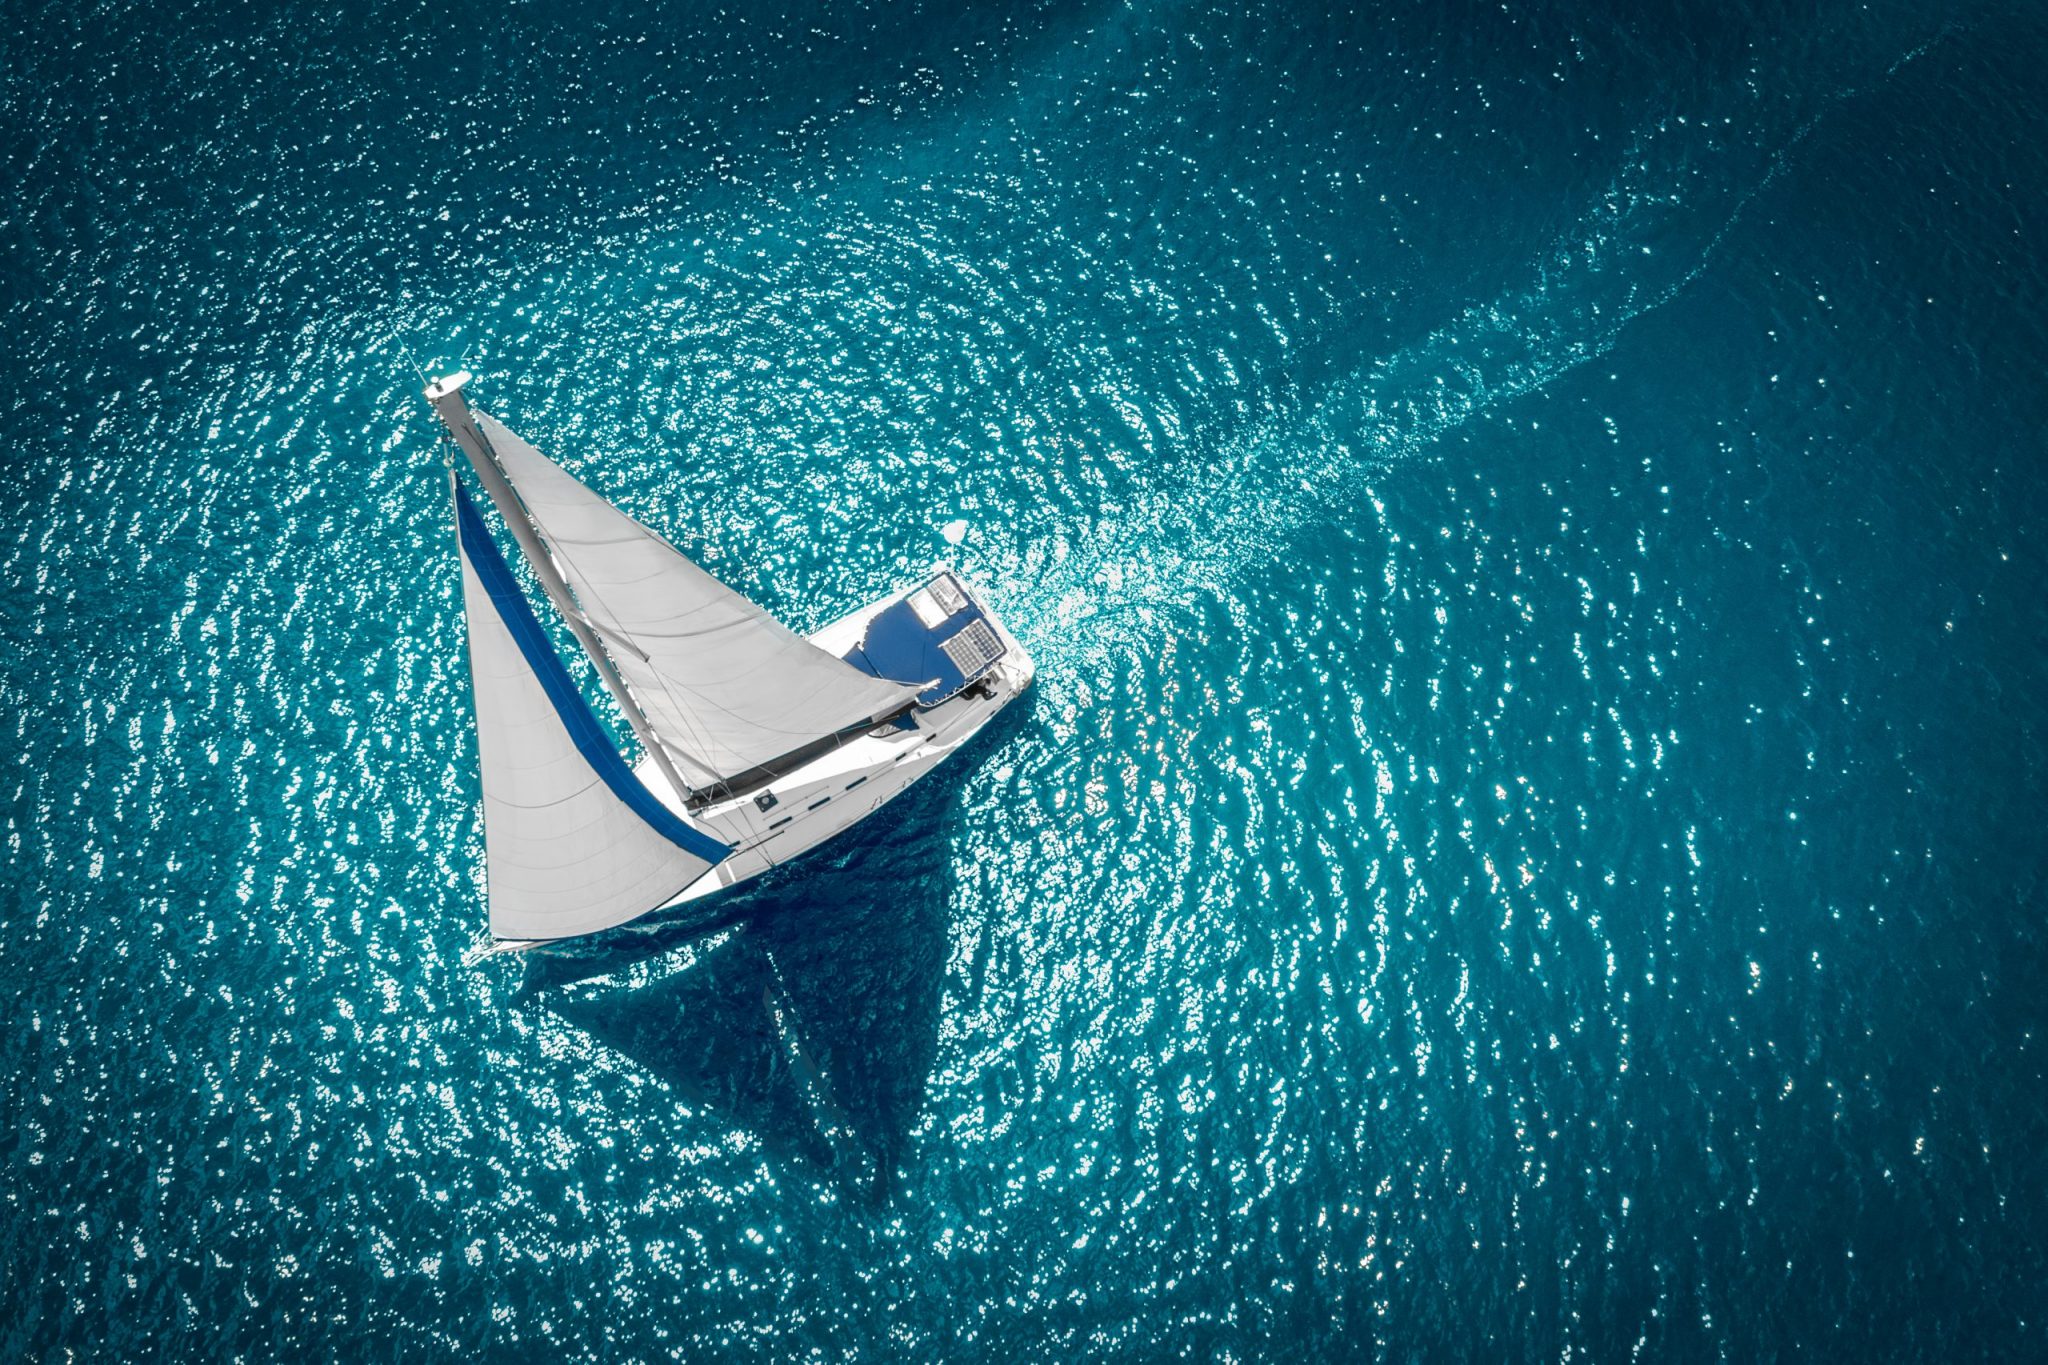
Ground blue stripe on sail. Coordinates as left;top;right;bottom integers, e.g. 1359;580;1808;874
454;483;730;865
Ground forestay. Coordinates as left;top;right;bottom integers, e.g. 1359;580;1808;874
473;410;922;788
455;483;731;940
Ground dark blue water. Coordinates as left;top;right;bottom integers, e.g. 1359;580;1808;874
4;0;2045;1357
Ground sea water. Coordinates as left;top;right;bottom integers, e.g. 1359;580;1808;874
3;0;2044;1357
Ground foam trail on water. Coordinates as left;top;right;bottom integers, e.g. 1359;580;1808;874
977;23;1963;676
978;136;1743;666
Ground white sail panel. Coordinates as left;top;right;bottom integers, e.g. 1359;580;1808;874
455;485;729;940
473;409;922;787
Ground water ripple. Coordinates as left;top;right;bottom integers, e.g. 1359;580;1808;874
4;0;2044;1359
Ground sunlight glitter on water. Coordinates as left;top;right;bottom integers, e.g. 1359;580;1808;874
5;0;2047;1358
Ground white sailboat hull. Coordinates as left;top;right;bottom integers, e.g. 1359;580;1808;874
637;567;1033;912
428;371;1034;957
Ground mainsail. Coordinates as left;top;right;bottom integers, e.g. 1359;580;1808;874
469;409;923;789
454;482;730;940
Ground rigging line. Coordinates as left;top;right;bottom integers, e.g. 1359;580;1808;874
476;419;728;776
458;404;698;811
499;438;857;780
529;508;730;788
392;332;430;387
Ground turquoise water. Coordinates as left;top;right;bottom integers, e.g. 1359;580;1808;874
5;0;2045;1357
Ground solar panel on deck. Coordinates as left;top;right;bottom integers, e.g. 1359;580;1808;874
940;618;1004;679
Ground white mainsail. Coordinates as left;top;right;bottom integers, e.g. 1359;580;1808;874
471;409;922;789
454;481;731;940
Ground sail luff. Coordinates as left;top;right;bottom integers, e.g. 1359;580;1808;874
426;374;697;805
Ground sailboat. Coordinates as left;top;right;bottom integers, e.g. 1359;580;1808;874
424;371;1035;953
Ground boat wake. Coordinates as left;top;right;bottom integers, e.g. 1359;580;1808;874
960;22;1963;677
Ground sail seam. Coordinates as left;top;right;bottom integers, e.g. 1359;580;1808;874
544;536;731;779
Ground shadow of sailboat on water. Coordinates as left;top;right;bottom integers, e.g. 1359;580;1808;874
529;769;968;1201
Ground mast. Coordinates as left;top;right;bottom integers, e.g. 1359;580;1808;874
425;371;696;807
